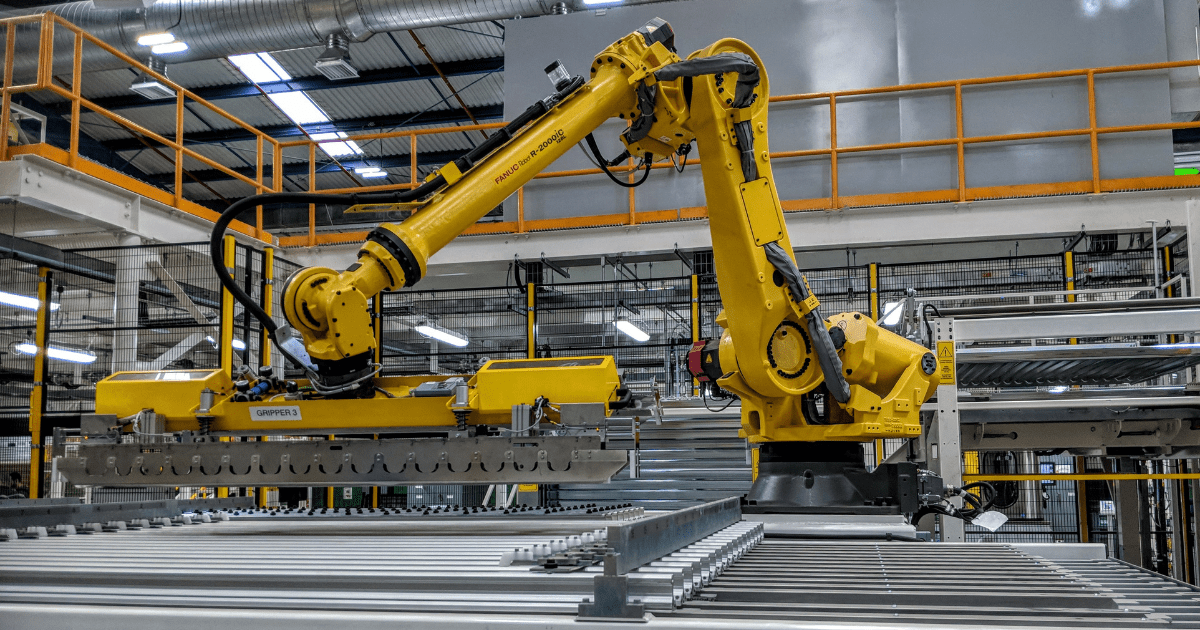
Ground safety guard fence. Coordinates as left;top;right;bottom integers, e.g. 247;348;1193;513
964;453;1198;584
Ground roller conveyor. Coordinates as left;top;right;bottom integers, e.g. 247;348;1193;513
4;505;1200;629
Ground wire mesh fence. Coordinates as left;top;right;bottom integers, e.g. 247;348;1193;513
534;277;693;398
963;450;1084;546
39;243;222;415
880;254;1065;308
379;286;527;375
0;257;40;422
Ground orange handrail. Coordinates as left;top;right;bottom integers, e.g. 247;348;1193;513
0;13;276;241
278;52;1200;246
6;12;1200;250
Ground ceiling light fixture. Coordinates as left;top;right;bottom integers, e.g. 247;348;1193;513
151;41;189;55
15;342;97;364
354;166;389;178
136;32;175;47
415;322;469;347
267;91;328;124
582;0;623;5
0;290;58;311
614;317;650;342
229;52;292;83
309;131;363;157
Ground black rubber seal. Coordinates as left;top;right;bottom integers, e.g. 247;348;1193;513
361;227;422;287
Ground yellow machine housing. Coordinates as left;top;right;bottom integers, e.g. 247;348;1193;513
95;356;623;435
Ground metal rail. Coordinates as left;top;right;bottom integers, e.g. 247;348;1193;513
6;13;1200;249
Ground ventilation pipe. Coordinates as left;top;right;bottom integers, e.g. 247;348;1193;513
8;0;686;76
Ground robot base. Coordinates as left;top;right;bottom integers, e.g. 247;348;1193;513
742;442;921;515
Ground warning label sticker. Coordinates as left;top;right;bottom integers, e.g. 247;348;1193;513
937;341;956;383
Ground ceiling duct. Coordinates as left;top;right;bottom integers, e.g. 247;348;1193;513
313;33;358;81
10;0;687;76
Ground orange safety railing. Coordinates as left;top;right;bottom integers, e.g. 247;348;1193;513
7;13;1200;250
275;58;1200;247
0;13;277;241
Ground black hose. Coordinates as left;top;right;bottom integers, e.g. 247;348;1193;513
584;133;652;188
209;182;443;361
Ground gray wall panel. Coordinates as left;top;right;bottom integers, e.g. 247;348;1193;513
504;0;899;220
505;0;1180;222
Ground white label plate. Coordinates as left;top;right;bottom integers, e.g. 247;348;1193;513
249;405;303;421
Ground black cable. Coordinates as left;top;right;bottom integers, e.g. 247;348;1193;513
584;133;652;188
701;384;736;412
209;182;443;368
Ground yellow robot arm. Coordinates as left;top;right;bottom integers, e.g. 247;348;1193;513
210;18;938;441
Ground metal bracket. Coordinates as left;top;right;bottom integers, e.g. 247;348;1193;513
577;559;648;622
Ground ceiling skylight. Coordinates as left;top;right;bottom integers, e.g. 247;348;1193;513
229;52;292;83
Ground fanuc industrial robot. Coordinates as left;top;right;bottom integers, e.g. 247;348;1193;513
62;19;979;524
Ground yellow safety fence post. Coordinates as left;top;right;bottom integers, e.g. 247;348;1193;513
27;267;51;499
691;274;700;396
327;434;336;509
256;246;275;508
216;237;238;499
869;263;884;464
1075;456;1089;544
372;434;380;509
527;282;536;358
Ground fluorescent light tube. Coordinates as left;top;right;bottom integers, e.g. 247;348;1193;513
268;91;329;125
137;32;175;46
229;52;291;83
0;290;58;311
309;131;362;157
416;324;468;347
15;343;97;364
614;319;650;342
355;166;388;178
151;41;189;55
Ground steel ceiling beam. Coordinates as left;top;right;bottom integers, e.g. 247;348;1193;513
101;104;503;152
54;57;504;115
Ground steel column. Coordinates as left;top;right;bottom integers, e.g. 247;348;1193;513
930;318;964;542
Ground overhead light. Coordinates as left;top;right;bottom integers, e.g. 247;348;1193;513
310;131;363;157
1048;386;1068;394
614;318;650;342
0;290;58;311
582;0;623;5
229;52;292;83
136;32;175;47
354;166;388;179
415;323;469;347
268;91;328;124
881;302;903;326
14;342;97;364
130;56;174;100
314;33;359;81
204;335;245;350
151;41;189;55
